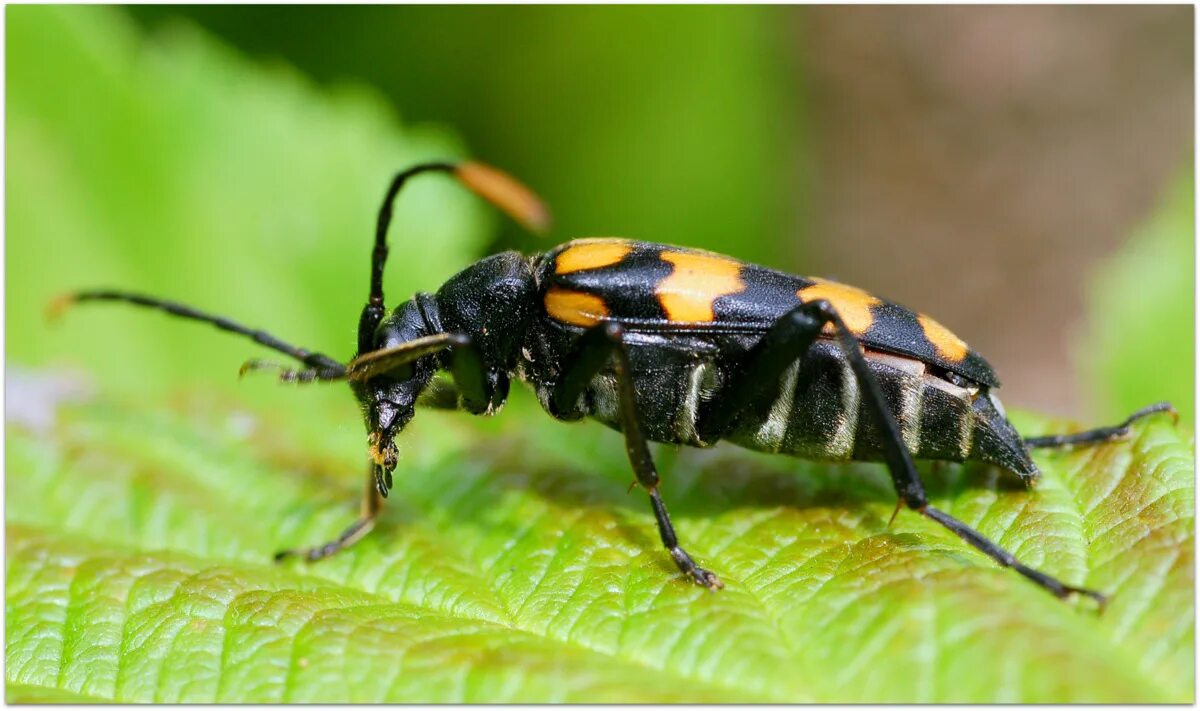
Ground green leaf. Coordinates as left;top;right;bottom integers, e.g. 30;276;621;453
1078;168;1195;423
6;383;1194;703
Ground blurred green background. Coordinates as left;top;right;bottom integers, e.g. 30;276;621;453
7;5;1193;422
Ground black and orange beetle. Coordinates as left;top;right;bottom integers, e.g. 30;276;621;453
56;161;1173;606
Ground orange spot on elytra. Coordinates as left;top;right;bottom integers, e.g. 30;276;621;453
918;313;969;362
544;287;609;328
555;239;632;274
656;250;745;323
798;280;880;335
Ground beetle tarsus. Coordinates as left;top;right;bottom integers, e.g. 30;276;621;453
671;548;724;590
1065;585;1108;610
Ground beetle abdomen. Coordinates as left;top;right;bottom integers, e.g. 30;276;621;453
525;331;985;466
722;342;978;464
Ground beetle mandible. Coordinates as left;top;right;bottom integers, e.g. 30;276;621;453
56;161;1174;606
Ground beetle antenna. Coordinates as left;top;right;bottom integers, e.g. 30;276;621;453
52;290;346;372
360;160;550;355
454;162;552;235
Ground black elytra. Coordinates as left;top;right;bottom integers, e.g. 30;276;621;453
56;161;1176;607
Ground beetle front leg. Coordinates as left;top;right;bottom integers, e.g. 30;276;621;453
238;359;348;383
554;322;723;590
275;462;384;562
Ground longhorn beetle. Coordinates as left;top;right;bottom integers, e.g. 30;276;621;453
55;160;1174;606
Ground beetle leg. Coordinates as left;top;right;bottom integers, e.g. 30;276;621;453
238;359;347;383
275;462;384;562
442;333;501;415
1024;401;1176;449
696;302;830;443
707;300;1105;605
554;321;723;590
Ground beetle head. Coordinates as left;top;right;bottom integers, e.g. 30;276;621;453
353;300;440;497
354;356;439;497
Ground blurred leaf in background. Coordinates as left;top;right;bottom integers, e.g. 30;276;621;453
129;5;806;268
7;5;491;406
1079;168;1195;423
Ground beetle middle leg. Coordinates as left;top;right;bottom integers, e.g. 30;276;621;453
554;322;723;590
701;301;1105;605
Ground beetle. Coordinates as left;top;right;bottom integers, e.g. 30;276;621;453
55;160;1173;606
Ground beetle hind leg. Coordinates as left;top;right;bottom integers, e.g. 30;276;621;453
702;300;1105;605
922;507;1105;606
1024;401;1176;449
